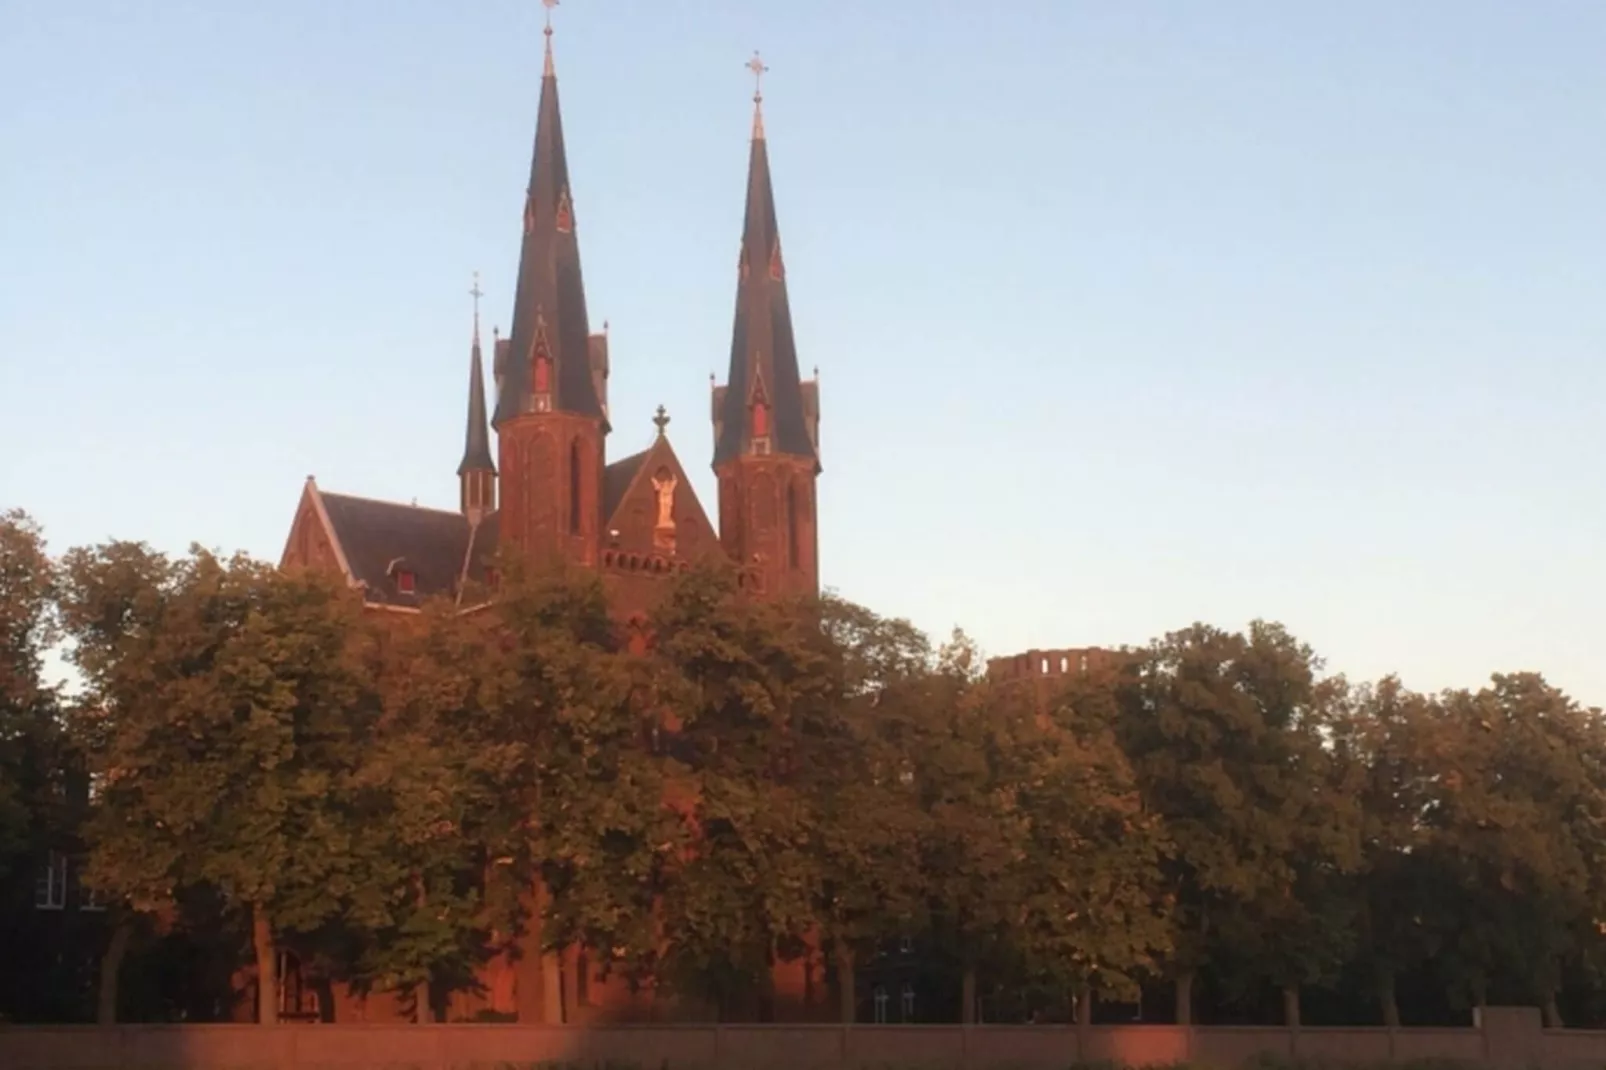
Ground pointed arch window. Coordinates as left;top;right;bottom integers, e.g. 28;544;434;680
555;188;574;234
568;438;583;536
530;319;554;413
787;480;800;570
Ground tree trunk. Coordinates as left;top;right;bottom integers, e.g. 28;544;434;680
961;966;977;1025
252;903;277;1026
1282;983;1301;1028
837;945;856;1025
1076;985;1094;1029
1379;974;1401;1029
411;982;429;1023
1544;994;1564;1029
97;917;133;1026
1174;971;1194;1026
540;949;564;1024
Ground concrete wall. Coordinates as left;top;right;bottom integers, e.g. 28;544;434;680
0;1009;1597;1070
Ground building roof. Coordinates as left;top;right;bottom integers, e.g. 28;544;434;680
494;36;605;427
458;326;496;476
315;490;495;608
713;103;818;470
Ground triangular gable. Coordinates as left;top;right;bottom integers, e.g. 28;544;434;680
280;478;356;583
602;434;719;564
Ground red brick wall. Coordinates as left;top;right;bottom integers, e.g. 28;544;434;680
2;1017;1573;1070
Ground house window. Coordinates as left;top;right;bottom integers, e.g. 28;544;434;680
396;570;416;595
35;851;67;910
81;884;107;912
898;936;914;955
873;985;889;1024
901;983;916;1022
484;567;500;589
1079;653;1089;673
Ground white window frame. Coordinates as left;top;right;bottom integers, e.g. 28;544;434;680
35;851;67;910
901;982;916;1022
872;985;889;1024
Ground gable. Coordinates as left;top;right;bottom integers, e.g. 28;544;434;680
602;436;719;567
280;482;350;578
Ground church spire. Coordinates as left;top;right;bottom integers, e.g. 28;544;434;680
712;55;821;600
713;52;817;471
459;273;496;521
494;0;603;428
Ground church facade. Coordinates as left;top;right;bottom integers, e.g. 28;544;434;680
281;33;820;623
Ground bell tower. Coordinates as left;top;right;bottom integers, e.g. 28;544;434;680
711;55;820;598
494;7;606;569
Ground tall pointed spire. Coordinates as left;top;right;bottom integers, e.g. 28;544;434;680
494;0;603;428
459;273;497;520
713;53;817;471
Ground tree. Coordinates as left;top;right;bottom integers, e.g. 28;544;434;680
59;543;378;1026
1116;622;1360;1025
913;631;1035;1023
461;562;673;1021
648;566;831;1019
0;510;64;883
1334;676;1454;1026
1421;674;1606;1025
806;595;933;1022
1018;657;1172;1021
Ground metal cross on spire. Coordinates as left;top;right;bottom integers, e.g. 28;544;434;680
747;51;769;139
653;404;671;437
542;0;560;76
747;51;769;103
470;271;484;341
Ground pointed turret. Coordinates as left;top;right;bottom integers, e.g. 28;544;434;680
494;17;603;426
459;275;497;522
712;55;820;598
712;55;817;470
494;9;606;569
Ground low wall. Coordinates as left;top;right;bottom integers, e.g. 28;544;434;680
0;1011;1595;1070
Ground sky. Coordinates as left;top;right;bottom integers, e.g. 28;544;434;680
2;1;1603;704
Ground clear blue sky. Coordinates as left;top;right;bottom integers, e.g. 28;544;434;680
2;1;1602;703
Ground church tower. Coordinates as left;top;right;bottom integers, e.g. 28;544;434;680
494;16;607;568
458;275;497;523
711;57;821;598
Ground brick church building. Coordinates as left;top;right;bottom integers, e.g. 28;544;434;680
276;23;825;1023
282;32;819;625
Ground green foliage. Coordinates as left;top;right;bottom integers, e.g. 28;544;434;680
0;509;67;881
6;509;1606;1026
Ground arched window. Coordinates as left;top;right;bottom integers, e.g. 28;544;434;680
568;438;582;535
787;480;800;569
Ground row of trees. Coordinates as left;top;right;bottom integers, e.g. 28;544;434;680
3;508;1605;1028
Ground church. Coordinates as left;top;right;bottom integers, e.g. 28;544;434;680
273;16;830;1023
281;24;820;620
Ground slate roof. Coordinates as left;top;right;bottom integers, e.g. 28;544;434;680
458;331;495;475
494;45;604;427
603;449;649;524
316;491;495;608
713;110;818;470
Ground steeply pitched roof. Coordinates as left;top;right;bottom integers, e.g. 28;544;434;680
317;491;476;608
494;34;604;427
713;100;818;470
604;450;649;524
458;325;496;476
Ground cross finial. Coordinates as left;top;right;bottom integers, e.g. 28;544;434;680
747;51;768;101
469;271;484;344
543;0;559;77
748;51;768;140
653;404;670;437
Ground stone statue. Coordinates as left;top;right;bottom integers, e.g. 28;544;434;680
652;468;676;530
